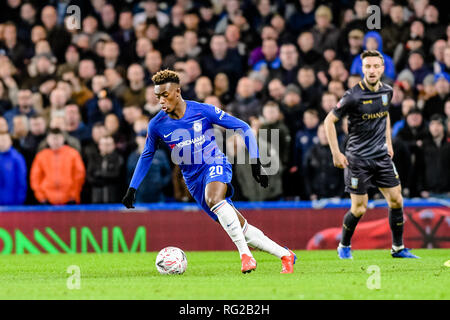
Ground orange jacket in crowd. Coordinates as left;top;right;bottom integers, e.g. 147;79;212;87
30;145;86;205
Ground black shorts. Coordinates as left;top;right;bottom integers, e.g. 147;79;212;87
344;154;400;195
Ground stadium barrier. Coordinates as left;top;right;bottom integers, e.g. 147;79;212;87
0;199;449;254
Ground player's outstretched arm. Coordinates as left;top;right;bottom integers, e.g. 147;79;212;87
122;125;158;208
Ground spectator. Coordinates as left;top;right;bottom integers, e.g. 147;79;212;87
21;114;47;166
340;29;364;70
99;3;119;34
0;22;28;71
279;83;304;136
392;97;416;137
214;72;233;105
40;5;71;62
403;50;432;89
417;115;450;197
252;38;281;74
87;135;124;203
104;67;127;100
86;89;122;127
270;43;299;85
30;128;85;205
133;0;169;29
144;50;163;84
127;129;171;203
310;5;340;53
286;0;317;35
103;40;123;70
304;123;344;200
112;8;136;65
65;104;91;144
380;4;409;57
201;34;243;93
0;131;27;205
38;115;82;153
163;35;188;70
194;76;213;102
297;31;324;71
3;88;36;133
296;66;321;109
123;63;146;107
292;108;320;171
226;77;261;123
260;101;291;168
267;78;286;104
423;73;450;121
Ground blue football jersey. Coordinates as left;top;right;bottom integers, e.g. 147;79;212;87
129;100;260;189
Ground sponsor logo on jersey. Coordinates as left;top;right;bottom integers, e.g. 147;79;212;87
362;110;388;120
362;100;373;104
176;135;206;148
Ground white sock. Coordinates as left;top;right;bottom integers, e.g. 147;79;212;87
211;200;252;257
243;222;290;259
392;244;404;252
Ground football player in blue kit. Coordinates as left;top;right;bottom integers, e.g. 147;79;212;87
122;69;296;273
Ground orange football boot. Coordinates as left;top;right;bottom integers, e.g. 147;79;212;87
241;254;257;273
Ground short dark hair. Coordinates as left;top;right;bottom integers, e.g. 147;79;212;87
360;50;385;65
152;69;180;85
48;128;63;135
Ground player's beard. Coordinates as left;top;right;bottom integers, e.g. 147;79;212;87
366;75;380;87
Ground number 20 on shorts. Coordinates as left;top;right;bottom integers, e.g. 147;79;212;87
209;165;223;177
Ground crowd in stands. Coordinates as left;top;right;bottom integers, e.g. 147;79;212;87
0;0;449;206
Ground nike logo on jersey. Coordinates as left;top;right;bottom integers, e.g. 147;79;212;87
163;132;173;138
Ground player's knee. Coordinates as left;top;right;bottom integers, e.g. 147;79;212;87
389;195;403;209
351;203;367;217
205;195;225;209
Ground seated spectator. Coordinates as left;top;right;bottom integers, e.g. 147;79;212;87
87;135;124;203
127;130;172;203
0;131;27;205
30;128;85;205
304;123;344;200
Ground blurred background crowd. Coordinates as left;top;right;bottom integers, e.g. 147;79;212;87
0;0;449;206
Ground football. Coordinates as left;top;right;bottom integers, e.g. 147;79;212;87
155;247;188;275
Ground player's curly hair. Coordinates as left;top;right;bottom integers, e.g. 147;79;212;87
152;69;180;85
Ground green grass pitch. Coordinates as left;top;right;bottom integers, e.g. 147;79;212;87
0;249;448;300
